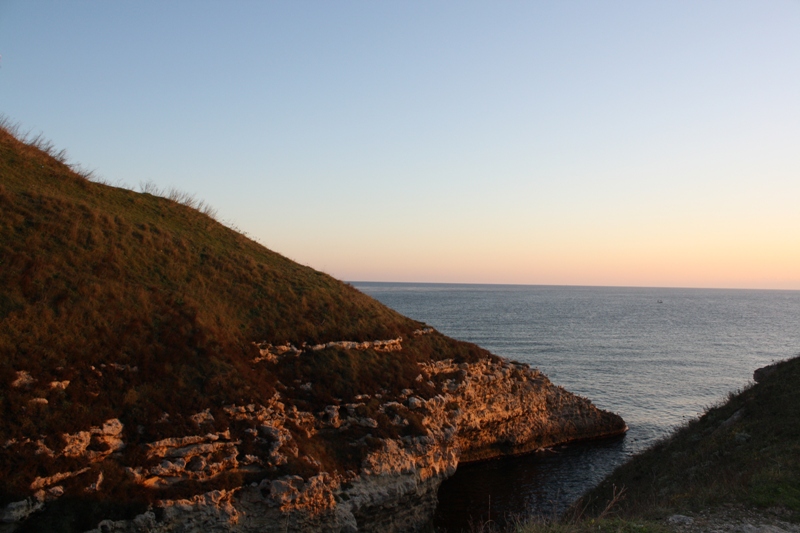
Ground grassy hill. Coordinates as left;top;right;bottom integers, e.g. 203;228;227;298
513;355;800;533
583;355;799;517
0;120;493;526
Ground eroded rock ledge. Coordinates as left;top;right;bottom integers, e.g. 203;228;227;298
3;333;625;533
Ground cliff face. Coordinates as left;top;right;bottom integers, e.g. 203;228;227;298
5;350;624;533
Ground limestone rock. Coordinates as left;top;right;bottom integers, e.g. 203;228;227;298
62;418;124;461
668;514;695;526
11;370;35;388
5;347;625;533
30;467;90;491
1;498;45;524
189;409;215;426
78;355;623;532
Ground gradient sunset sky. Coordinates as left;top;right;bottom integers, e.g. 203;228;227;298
2;2;798;289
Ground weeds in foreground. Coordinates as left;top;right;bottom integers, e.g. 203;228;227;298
513;517;671;533
443;484;640;533
447;513;670;533
139;180;219;219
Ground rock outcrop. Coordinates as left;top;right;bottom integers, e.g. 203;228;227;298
753;361;780;383
3;342;624;533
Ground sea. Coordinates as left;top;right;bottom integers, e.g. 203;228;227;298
350;282;800;532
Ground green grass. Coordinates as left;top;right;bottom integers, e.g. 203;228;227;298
579;356;800;519
538;355;799;531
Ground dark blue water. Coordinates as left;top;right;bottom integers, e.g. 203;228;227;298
351;283;800;531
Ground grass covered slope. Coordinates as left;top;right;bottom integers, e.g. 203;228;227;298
0;123;491;505
582;356;800;519
0;122;418;432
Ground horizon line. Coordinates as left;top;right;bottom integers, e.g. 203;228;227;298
347;280;800;292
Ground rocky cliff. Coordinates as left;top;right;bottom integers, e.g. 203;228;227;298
3;331;625;532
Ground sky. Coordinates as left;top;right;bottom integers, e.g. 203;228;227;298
1;1;799;290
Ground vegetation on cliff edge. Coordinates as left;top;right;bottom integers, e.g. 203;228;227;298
506;355;800;533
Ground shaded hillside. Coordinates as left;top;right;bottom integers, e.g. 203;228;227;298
563;356;800;529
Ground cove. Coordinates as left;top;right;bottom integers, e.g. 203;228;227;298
432;434;627;532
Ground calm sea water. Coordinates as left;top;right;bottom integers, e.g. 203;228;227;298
351;283;800;532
